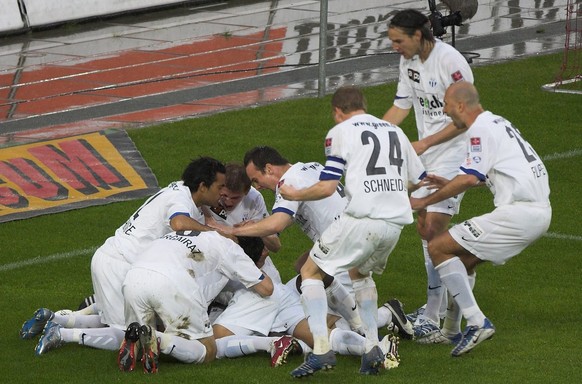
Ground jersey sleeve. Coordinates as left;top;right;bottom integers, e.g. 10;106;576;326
459;123;493;181
321;127;346;181
442;48;474;87
273;174;301;217
393;56;414;110
165;183;197;221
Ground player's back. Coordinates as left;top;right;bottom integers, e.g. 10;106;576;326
324;114;425;225
275;162;347;241
111;181;199;263
465;112;550;207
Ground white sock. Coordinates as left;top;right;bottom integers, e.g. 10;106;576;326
329;327;365;356
436;257;485;327
53;313;105;328
74;303;98;316
296;339;311;354
325;278;364;334
351;276;378;352
442;271;476;335
159;333;206;363
301;278;330;354
423;239;445;324
215;335;275;358
60;327;124;351
376;305;392;328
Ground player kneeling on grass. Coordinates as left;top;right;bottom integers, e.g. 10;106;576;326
410;82;551;356
118;231;273;373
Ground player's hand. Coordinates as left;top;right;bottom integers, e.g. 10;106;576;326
208;221;233;235
409;196;427;211
278;183;298;201
234;220;255;228
423;174;450;190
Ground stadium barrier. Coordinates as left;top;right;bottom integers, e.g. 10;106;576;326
0;1;25;33
1;0;205;34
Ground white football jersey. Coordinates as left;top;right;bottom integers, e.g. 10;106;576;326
111;181;203;264
132;230;265;306
460;111;550;207
208;186;268;225
208;186;281;284
274;162;347;242
394;40;474;175
322;114;426;225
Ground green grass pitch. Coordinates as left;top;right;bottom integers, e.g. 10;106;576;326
1;52;580;383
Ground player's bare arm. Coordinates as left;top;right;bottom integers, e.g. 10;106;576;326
279;179;338;201
382;104;410;125
410;173;480;210
170;213;214;232
414;121;469;155
261;233;281;253
232;212;293;238
251;274;274;297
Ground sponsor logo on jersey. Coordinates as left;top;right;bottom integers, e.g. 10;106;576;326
419;95;443;109
470;137;482;152
408;68;420;83
472;156;482;163
418;95;444;117
451;70;464;82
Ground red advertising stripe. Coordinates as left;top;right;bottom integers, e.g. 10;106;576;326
0;130;158;222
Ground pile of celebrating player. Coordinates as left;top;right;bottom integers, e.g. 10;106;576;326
19;8;551;378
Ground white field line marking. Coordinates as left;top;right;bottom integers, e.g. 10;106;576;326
1;149;580;273
543;232;582;242
542;148;582;161
0;247;97;273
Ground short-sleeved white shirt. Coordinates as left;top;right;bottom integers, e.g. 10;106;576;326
321;114;426;225
460;111;550;207
394;40;474;175
110;181;203;264
208;186;281;284
132;230;266;306
274;162;347;242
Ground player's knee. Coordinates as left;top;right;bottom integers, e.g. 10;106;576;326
427;240;446;265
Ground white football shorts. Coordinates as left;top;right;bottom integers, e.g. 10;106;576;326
122;268;212;340
90;238;130;329
213;287;279;336
309;214;402;276
270;283;306;335
449;202;551;265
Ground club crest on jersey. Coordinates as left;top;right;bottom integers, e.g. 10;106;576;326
429;78;437;88
470;137;481;152
451;70;464;82
408;69;420;83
